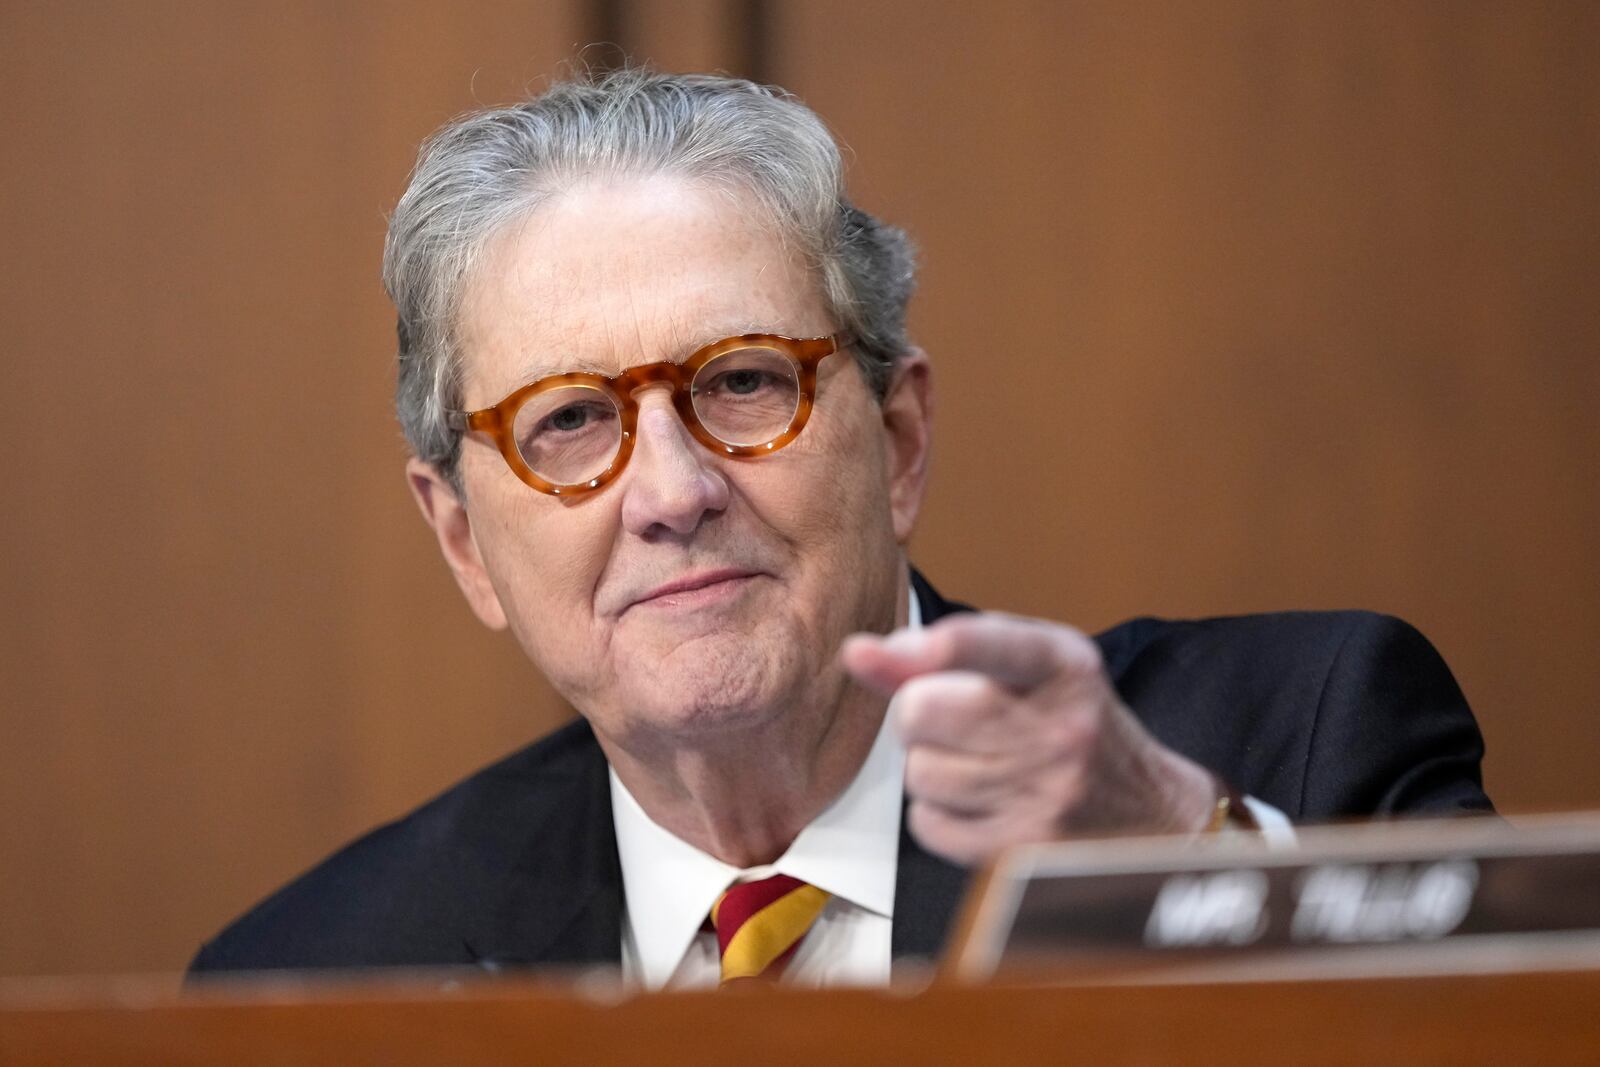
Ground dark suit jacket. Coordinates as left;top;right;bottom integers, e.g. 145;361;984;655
189;572;1492;977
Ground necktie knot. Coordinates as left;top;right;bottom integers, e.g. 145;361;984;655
711;874;829;984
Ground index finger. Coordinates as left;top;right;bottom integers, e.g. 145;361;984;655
843;612;1102;694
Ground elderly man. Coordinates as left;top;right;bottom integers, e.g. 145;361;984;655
191;70;1491;986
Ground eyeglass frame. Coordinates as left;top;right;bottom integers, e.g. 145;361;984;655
444;332;855;497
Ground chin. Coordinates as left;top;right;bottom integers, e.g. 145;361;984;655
622;628;806;739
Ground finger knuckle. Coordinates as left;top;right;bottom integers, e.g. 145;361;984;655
1052;628;1104;675
967;673;1010;706
906;800;948;846
910;804;987;866
904;748;947;796
896;673;945;709
893;677;942;735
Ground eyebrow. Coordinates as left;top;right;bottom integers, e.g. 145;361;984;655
513;322;786;385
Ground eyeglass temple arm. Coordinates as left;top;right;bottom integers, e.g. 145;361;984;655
446;410;501;433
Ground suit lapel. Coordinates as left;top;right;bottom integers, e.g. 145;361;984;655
891;814;971;964
892;569;976;967
459;726;625;970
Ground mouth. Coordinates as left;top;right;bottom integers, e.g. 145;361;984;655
625;568;764;614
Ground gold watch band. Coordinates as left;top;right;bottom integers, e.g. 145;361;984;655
1204;778;1262;833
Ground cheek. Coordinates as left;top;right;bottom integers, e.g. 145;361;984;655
468;473;617;677
747;395;900;571
813;391;897;522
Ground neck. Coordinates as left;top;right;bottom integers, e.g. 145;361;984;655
604;672;889;867
601;567;911;868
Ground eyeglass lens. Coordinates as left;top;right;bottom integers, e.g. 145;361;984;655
510;345;803;486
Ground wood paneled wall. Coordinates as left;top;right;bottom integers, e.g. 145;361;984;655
1;1;1596;977
766;0;1600;822
0;1;592;979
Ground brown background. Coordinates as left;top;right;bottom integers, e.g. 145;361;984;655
1;0;1595;979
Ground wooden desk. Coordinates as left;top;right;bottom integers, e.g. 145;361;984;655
4;965;1598;1066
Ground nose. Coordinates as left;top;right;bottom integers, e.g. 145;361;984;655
618;389;730;538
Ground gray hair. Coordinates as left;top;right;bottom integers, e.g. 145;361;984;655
383;67;918;492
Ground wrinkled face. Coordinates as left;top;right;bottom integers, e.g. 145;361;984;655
431;176;928;754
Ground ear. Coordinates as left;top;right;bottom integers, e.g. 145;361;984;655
878;348;934;545
405;458;509;631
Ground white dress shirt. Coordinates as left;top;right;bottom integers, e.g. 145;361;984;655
610;590;1291;990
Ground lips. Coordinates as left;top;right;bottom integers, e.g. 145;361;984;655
624;567;762;613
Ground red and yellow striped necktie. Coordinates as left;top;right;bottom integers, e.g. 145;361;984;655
710;874;829;984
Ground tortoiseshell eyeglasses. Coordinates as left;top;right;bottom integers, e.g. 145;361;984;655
446;333;852;497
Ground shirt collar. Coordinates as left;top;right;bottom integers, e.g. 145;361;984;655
609;584;920;989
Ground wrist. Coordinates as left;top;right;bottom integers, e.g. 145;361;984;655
1152;747;1224;834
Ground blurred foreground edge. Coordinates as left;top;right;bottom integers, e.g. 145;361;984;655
946;811;1600;987
4;814;1600;1066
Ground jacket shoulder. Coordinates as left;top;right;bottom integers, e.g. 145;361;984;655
1094;611;1490;821
1094;609;1413;678
189;718;608;975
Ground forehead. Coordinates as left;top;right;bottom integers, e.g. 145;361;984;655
456;175;831;400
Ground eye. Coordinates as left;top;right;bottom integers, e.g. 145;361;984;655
701;365;788;399
519;395;618;450
546;403;594;432
719;368;769;395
